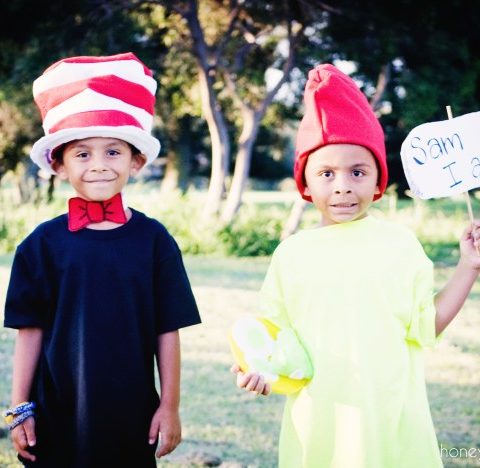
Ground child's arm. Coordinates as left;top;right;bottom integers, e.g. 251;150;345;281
10;327;43;463
149;330;182;458
230;364;271;395
434;221;480;336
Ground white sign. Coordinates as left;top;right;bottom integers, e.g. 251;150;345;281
400;111;480;199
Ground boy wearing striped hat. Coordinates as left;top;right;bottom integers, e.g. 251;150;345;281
3;53;201;467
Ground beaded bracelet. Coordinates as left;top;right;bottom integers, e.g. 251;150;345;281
3;402;36;428
6;410;35;430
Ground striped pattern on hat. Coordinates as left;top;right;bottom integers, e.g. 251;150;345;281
30;52;161;174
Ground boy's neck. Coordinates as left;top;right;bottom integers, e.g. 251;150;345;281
319;213;370;228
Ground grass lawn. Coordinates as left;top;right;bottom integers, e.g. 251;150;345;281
0;254;479;467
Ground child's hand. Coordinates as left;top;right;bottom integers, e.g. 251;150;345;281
11;416;36;462
148;404;181;458
459;220;480;270
230;364;271;396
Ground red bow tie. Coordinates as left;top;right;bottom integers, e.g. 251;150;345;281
68;193;127;232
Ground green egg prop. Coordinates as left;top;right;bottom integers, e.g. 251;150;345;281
229;316;311;395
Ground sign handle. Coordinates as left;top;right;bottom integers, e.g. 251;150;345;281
446;105;479;255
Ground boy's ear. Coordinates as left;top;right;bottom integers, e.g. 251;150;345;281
374;185;381;196
130;154;147;175
54;163;69;180
304;186;311;197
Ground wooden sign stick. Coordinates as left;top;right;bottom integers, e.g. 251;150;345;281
446;105;479;254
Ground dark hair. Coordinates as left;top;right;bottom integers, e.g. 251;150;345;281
51;143;67;165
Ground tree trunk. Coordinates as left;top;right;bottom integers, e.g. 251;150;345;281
16;160;40;203
369;63;390;113
161;149;190;194
47;175;55;203
221;108;260;223
197;67;230;217
220;19;301;224
161;116;193;194
183;2;231;219
281;196;308;240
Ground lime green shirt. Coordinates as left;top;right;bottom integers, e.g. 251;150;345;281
260;216;442;468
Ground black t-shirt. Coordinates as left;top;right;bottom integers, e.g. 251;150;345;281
4;209;201;467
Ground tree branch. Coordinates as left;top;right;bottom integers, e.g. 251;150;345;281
257;20;304;117
180;0;211;70
369;63;391;112
211;1;242;69
223;70;250;114
297;0;343;16
228;18;263;73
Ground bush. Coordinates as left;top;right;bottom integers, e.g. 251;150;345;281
145;191;221;255
106;186;286;257
0;190;66;253
142;190;284;257
218;205;282;256
0;185;287;257
0;182;477;261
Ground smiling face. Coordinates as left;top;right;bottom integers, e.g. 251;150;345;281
304;144;380;227
54;137;146;201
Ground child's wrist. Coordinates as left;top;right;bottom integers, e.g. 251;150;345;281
3;401;36;430
458;256;480;273
159;400;180;412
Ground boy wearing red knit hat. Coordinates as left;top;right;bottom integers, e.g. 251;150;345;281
232;64;480;467
3;53;201;467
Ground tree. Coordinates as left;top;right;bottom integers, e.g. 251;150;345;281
326;0;480;194
122;0;335;222
218;7;302;223
3;0;480;214
0;0;164;199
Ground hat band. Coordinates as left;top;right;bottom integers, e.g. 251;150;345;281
48;110;143;134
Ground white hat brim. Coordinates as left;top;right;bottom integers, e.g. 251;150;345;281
30;126;161;174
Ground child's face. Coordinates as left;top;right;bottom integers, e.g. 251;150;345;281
304;144;380;227
55;137;145;201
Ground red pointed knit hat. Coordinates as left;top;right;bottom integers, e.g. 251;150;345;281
294;64;388;201
30;52;160;174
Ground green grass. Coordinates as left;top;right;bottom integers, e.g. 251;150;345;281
1;256;480;467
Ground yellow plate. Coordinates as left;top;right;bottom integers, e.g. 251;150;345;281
229;316;311;395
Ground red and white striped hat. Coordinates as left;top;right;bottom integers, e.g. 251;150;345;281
31;52;160;174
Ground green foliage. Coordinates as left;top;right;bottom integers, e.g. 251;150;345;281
219;205;283;256
323;1;480;195
0;100;36;176
121;186;284;257
0;216;27;254
147;191;221;255
0;0;163;177
0;184;477;263
0;189;66;253
4;0;480;195
422;242;460;266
